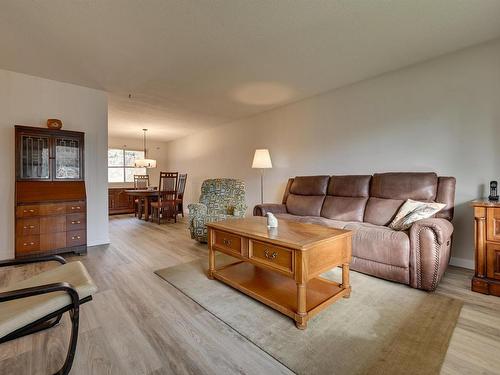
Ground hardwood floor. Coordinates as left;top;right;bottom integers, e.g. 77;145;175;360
1;215;499;374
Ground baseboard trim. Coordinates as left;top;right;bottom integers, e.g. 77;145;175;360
449;256;474;270
88;238;110;247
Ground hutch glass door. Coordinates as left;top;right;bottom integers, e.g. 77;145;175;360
20;135;50;179
54;137;82;179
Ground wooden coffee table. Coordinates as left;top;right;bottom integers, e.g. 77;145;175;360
206;217;353;329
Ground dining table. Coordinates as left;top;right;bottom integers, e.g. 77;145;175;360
124;189;159;220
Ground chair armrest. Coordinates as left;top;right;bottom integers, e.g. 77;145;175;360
409;218;454;291
0;282;79;308
0;255;66;268
253;204;287;216
188;203;208;217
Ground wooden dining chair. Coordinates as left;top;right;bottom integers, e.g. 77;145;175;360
151;172;178;224
176;173;187;218
133;175;150;218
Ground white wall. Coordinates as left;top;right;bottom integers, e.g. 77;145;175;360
107;136;170;187
165;39;500;268
0;69;109;260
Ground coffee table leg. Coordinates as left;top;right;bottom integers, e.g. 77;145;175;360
208;230;215;280
295;282;307;329
342;263;351;298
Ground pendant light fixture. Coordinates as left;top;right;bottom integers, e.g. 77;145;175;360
134;128;157;168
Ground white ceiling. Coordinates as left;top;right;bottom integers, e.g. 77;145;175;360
1;0;500;142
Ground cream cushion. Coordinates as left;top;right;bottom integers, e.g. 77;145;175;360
0;261;97;338
389;199;446;231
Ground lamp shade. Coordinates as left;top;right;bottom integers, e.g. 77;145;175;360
252;149;272;169
134;158;157;168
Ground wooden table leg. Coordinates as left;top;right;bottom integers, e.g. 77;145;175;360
295;282;307;329
137;199;143;219
342;263;351;298
208;229;215;279
144;197;150;221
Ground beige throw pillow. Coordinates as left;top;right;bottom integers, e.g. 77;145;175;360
389;199;446;231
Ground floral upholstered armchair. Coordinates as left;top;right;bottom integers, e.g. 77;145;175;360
188;179;247;243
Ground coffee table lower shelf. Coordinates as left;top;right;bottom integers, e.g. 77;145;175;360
211;261;349;327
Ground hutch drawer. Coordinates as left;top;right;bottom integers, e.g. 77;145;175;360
66;214;86;230
16;236;41;254
16;203;67;218
67;201;86;214
67;230;86;247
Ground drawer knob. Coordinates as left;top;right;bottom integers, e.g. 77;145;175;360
23;225;35;229
71;220;81;224
71;206;81;210
24;209;35;213
72;235;81;240
23;242;35;246
223;238;232;247
264;249;277;260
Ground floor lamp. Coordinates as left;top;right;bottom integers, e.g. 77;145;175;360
252;149;273;204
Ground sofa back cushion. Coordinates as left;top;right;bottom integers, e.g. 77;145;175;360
364;172;438;225
286;176;329;216
321;175;371;222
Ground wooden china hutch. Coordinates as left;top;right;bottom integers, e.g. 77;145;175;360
15;125;87;258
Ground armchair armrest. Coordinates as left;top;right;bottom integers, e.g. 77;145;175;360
409;218;454;291
0;255;66;268
233;203;248;218
253;203;287;217
188;203;208;217
0;281;79;305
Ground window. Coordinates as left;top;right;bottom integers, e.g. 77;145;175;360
108;148;147;183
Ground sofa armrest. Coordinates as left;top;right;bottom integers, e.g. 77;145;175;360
409;218;454;291
253;204;288;216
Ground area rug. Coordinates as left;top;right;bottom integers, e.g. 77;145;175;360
155;255;462;375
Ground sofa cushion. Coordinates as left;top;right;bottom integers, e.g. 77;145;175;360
286;195;325;216
370;172;438;201
320;175;371;222
364;172;438;225
344;222;410;269
275;213;347;229
364;197;404;226
289;176;329;195
321;196;368;222
327;175;371;197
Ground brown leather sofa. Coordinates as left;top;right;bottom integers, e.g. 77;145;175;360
253;173;456;291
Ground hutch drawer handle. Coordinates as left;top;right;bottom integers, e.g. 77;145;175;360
222;238;232;247
24;209;35;213
23;225;36;229
71;206;81;210
264;250;277;260
23;242;35;246
71;220;81;224
71;235;81;240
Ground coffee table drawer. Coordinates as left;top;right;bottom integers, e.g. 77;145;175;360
213;230;242;254
250;240;293;274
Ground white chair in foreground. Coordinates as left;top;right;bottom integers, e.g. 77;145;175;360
0;255;97;375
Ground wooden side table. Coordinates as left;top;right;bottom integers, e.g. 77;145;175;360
471;199;500;296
